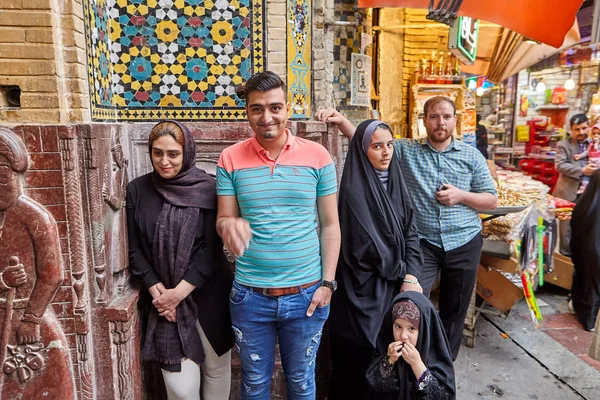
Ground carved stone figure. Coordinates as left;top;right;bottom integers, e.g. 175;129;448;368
103;133;129;275
0;128;75;398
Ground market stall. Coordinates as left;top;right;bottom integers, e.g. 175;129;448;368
463;167;576;347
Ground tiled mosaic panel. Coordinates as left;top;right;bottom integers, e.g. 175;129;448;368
85;0;114;109
332;0;369;118
84;0;265;121
287;0;311;119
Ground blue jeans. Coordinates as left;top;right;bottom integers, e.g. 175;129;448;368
229;280;329;400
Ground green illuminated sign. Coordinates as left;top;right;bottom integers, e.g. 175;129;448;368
449;16;479;65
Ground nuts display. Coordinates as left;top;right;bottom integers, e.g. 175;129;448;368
496;186;532;207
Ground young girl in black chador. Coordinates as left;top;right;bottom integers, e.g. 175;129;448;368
366;292;455;400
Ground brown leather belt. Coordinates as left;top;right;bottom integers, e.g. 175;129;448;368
245;280;320;297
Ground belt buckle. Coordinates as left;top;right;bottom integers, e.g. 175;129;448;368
262;288;271;296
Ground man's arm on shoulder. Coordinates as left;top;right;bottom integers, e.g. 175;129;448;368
315;108;356;139
555;140;583;179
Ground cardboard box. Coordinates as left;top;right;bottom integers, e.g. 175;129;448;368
545;253;574;290
476;264;524;313
480;254;520;275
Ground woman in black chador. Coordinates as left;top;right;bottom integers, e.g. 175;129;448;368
366;292;455;400
570;169;600;332
328;120;424;399
127;121;234;399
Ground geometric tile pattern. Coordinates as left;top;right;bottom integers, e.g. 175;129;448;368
287;0;311;119
83;0;265;121
332;0;368;114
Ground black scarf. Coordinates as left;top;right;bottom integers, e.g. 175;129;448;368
331;119;421;347
142;121;215;367
367;292;456;400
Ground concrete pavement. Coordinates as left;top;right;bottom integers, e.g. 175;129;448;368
455;286;600;399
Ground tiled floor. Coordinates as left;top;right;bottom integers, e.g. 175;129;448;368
537;312;600;371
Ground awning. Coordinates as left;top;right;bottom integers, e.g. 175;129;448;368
460;21;581;83
357;0;583;48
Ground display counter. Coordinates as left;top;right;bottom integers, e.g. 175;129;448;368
463;167;576;347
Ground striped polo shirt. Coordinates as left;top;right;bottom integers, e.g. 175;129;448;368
216;130;337;288
395;138;497;251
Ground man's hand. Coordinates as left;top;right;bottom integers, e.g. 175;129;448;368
435;183;464;206
315;108;356;139
17;322;41;344
2;265;27;288
315;108;345;125
582;163;598;176
400;274;422;293
218;217;252;257
306;286;332;317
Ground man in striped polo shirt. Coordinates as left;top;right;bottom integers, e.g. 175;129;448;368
216;71;341;399
317;96;497;360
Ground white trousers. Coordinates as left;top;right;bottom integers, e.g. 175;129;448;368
161;321;232;400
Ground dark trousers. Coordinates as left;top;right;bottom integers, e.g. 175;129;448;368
419;233;483;360
328;335;374;400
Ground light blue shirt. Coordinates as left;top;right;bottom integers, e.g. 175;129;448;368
394;138;497;251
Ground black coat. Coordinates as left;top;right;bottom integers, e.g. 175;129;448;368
570;169;600;330
127;173;234;356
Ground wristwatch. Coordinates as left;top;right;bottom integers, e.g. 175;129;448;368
321;280;337;292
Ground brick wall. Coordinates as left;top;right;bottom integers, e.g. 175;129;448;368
267;0;287;81
0;0;90;124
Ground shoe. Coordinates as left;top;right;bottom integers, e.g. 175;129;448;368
568;300;576;315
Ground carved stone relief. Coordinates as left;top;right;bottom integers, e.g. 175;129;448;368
102;130;129;282
0;128;76;399
82;129;109;305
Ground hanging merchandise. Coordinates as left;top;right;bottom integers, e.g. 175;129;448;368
519;94;529;117
551;87;568;105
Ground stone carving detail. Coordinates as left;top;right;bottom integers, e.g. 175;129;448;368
3;342;46;384
102;132;129;275
60;137;88;311
77;333;95;399
111;319;134;400
0;128;75;399
60;131;96;400
83;135;109;305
